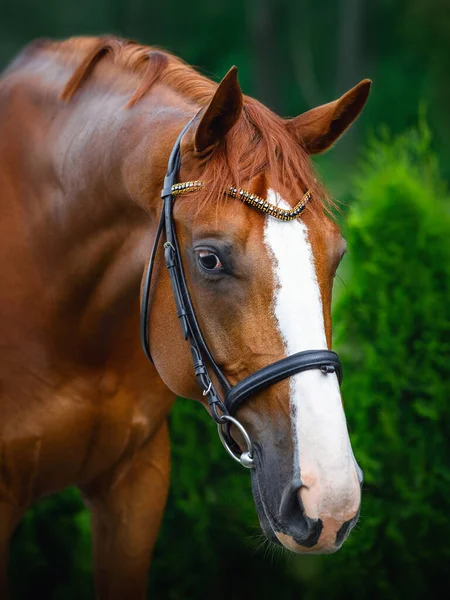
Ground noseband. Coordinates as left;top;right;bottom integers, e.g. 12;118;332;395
140;120;343;469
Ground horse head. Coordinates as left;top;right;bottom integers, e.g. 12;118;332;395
145;67;371;554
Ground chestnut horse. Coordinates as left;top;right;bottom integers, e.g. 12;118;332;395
0;36;370;598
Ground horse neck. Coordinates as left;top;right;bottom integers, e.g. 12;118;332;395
0;68;196;368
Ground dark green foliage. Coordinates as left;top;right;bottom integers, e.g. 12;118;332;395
11;488;93;599
311;121;450;599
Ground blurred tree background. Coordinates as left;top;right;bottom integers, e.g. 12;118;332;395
1;0;449;598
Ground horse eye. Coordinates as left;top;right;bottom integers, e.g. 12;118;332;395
196;250;223;271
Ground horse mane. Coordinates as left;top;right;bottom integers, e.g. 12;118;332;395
34;36;331;215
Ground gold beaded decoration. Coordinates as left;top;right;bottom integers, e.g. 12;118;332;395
171;181;311;221
171;181;204;195
227;186;311;221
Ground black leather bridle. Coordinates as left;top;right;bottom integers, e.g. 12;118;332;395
140;120;343;468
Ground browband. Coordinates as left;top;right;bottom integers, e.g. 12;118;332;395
170;181;312;221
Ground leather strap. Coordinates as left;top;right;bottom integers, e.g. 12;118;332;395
140;206;165;362
162;190;231;399
225;350;342;415
140;119;191;362
140;117;230;397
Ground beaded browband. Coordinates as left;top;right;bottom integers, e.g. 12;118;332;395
171;181;311;221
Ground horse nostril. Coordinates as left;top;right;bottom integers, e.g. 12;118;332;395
279;483;323;548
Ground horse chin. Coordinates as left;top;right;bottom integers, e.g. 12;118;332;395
250;471;281;546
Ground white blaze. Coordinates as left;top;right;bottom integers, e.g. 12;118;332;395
263;189;358;520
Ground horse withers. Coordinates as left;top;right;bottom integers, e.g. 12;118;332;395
0;36;370;598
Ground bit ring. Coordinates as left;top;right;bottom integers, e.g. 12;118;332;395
217;415;255;469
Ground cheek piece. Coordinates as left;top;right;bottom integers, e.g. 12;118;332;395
140;119;342;469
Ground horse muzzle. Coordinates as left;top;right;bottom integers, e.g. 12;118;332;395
250;445;363;554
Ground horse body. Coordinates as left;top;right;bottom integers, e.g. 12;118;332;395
0;41;184;598
0;37;370;598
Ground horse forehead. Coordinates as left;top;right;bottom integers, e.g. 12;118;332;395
183;196;267;246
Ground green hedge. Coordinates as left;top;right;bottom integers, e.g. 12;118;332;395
311;121;450;599
10;122;450;598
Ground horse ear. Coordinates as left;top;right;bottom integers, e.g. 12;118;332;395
287;79;372;155
194;66;243;154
